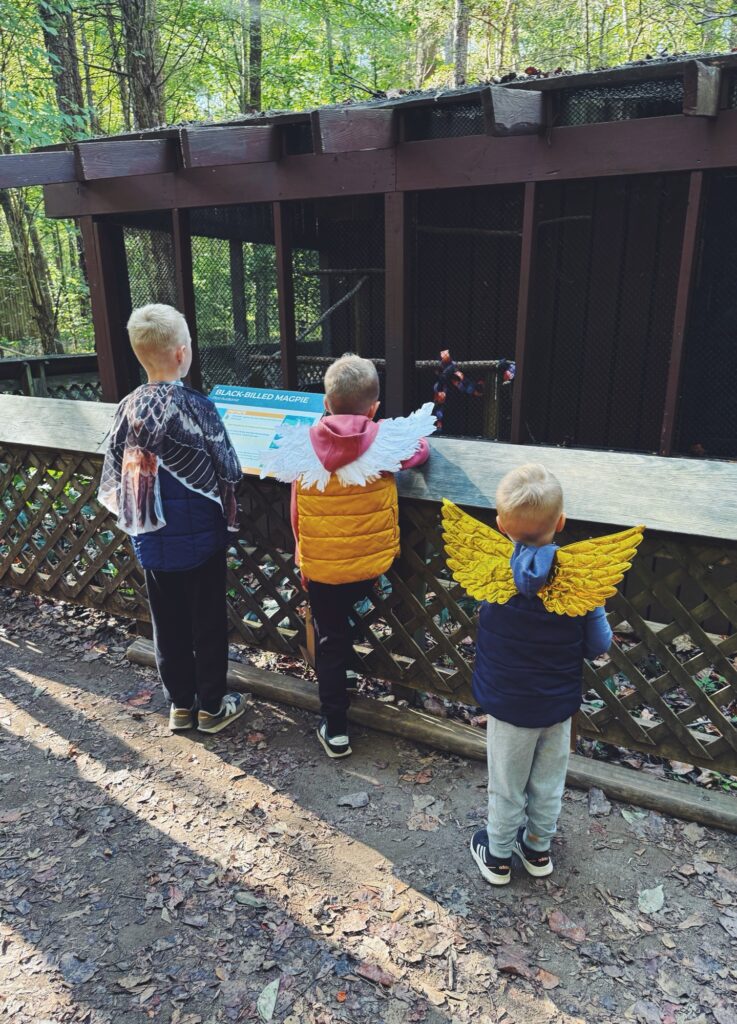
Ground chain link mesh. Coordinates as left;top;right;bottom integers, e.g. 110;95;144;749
676;170;737;460
123;227;178;308
523;173;687;452
555;77;683;125
412;184;522;439
403;102;485;141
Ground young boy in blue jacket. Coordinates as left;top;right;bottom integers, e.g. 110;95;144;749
470;464;612;885
100;304;246;735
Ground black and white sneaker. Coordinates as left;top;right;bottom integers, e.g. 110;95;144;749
469;828;511;886
346;669;360;691
197;693;246;734
316;718;352;759
514;827;553;877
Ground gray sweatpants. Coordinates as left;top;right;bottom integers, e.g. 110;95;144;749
486;714;571;858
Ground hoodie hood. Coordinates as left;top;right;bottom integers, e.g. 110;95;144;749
308;414;379;473
511;542;558;598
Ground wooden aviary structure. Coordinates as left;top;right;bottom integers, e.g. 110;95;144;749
1;54;737;798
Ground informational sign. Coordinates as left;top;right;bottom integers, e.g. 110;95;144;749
210;384;324;475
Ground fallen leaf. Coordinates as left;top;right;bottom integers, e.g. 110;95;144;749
183;913;208;929
536;968;560;990
579;942;616;966
548;909;586;943
256;978;280;1022
235;891;267;909
714;1006;737;1024
337;792;369;809
661;934;676;949
719;912;737;939
341;910;369;934
125;689;153;706
336;992;347;1003
609;908;638;934
407;811;440;832
677;912;707;931
247;732;266;744
356;962;395;987
59;954;97;985
677;863;697;878
656;969;689;1001
621;807;648;824
630;999;662;1024
638;884;664;915
401;769;433;785
497;947;536;980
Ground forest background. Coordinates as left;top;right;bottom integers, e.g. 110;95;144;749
1;0;735;356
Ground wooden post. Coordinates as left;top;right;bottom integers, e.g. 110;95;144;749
78;215;136;402
659;171;704;456
273;201;297;389
172;209;203;391
510;182;537;443
384;191;412;417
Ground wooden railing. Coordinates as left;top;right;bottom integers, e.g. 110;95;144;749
0;353;101;401
1;394;736;774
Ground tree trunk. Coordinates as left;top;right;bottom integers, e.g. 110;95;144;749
452;0;469;87
324;6;336;101
37;2;84;125
235;0;249;113
0;191;60;354
104;2;131;130
414;23;439;89
119;0;165;128
80;19;101;135
248;0;262;111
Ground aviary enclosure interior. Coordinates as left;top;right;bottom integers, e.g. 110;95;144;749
1;54;737;778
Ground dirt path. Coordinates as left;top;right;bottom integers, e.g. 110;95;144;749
1;590;736;1024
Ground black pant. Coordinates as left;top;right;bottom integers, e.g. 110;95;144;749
308;578;376;734
145;549;228;714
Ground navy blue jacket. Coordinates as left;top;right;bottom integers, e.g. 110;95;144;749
472;542;613;728
133;468;229;572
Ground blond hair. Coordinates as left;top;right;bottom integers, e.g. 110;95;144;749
324;353;380;415
127;304;189;357
496;463;563;531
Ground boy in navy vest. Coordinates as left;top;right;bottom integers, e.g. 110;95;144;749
100;304;246;735
469;464;612;884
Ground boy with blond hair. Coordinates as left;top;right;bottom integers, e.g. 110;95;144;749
468;464;612;883
262;353;435;758
100;304;246;734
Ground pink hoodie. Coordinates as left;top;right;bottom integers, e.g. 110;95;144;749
291;414;430;576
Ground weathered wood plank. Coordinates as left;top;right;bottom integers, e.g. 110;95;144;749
398;436;737;542
0;395;114;454
482;85;544;136
127;636;737;833
312;107;396;153
683;60;721;117
180;125;280;168
74;139;178;181
0;151;75;188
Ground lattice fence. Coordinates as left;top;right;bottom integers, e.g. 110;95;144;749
1;442;736;774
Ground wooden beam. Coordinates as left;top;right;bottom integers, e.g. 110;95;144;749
171;209;202;392
482;85;544;136
74;139;178;181
683;60;722;117
180;125;280;168
273;201;297;389
384;191;412;417
126;635;737;833
44;111;737;219
44;149;396;218
312;107;396;154
0;151;75;188
78;216;136;402
660;171;704;456
510;182;537;444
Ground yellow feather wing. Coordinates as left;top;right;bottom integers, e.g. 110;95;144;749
441;498;516;604
539;524;645;616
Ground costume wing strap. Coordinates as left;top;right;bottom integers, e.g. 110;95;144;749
539;525;645;616
441;499;515;604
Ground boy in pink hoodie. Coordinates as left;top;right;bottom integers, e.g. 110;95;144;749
261;354;434;757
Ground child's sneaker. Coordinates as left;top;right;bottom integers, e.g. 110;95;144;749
197;693;246;734
316;718;352;758
346;669;360;691
470;828;511;886
169;704;195;731
514;827;553;877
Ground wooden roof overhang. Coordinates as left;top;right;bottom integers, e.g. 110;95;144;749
0;54;734;215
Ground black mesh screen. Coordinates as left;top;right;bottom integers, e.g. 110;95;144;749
123;227;177;308
524;173;688;451
411;185;523;439
287;195;386;394
676;171;737;460
403;102;485;141
729;74;737;108
189;204;280;391
556;77;683;126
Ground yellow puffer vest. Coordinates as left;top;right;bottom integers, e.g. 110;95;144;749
296;474;399;584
